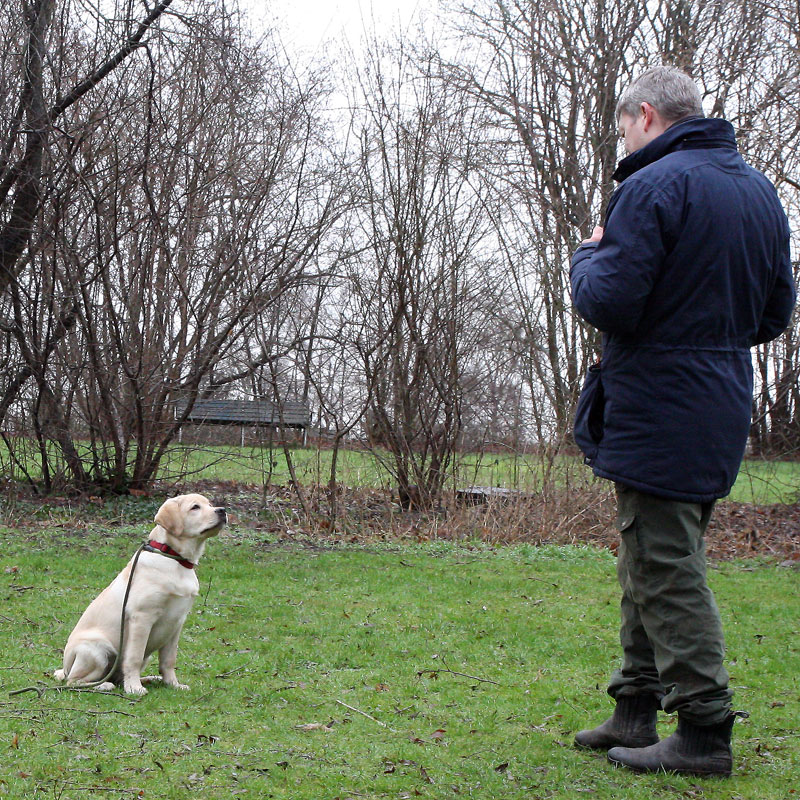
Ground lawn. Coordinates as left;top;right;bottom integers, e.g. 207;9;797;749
159;443;800;505
3;438;799;505
1;516;797;799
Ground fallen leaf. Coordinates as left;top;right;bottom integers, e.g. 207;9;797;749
431;729;446;741
295;723;333;732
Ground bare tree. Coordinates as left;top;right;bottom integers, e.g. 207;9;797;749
1;2;346;491
0;0;179;488
2;0;797;496
445;0;799;456
441;0;646;445
345;33;497;506
0;0;176;299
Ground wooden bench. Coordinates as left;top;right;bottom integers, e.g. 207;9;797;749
175;399;311;446
455;486;528;505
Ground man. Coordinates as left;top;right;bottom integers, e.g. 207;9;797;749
569;66;795;776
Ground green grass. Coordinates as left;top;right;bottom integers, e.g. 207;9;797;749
0;520;798;799
163;444;800;505
728;458;800;504
3;437;799;504
159;442;393;488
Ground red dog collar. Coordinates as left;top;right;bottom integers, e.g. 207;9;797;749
144;540;195;569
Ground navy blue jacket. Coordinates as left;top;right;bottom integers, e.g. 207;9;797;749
571;117;795;502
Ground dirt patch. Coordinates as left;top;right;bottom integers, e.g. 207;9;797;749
191;481;800;563
705;502;800;561
3;480;799;563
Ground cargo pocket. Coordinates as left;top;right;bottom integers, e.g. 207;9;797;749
573;361;605;464
615;487;639;594
616;510;636;535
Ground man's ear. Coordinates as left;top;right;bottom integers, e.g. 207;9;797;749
154;498;183;537
640;101;655;130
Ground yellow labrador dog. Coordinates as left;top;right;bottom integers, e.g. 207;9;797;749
54;493;226;695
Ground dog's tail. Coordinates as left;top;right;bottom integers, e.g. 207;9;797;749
54;648;77;682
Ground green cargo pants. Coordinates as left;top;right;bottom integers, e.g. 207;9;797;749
607;484;733;725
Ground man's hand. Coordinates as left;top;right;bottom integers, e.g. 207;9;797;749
583;225;604;244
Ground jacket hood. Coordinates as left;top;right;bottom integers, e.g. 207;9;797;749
613;116;737;182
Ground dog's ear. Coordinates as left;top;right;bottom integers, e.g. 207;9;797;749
154;497;183;537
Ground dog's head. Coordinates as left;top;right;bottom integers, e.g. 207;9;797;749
154;494;227;541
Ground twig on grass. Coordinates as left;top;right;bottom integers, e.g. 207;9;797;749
439;667;501;685
335;700;399;733
54;706;135;716
9;684;119;698
48;785;142;795
2;703;133;718
202;572;213;607
215;664;249;679
526;575;559;588
420;656;502;686
557;694;580;713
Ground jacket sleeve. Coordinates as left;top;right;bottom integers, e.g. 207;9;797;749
570;180;669;334
753;218;796;345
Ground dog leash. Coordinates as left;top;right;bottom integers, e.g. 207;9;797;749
9;543;148;697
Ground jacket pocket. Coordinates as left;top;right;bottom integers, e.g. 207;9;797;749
573;361;605;464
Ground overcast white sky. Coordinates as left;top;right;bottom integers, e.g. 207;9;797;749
240;0;424;57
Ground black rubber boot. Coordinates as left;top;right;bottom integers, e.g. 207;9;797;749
607;713;736;777
574;694;661;751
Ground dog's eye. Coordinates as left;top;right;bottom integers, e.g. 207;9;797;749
191;504;200;511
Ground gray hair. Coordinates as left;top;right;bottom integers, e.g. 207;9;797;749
616;66;704;123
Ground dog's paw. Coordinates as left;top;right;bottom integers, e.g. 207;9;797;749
53;669;66;681
123;683;148;696
96;682;116;692
141;675;163;684
162;679;190;690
